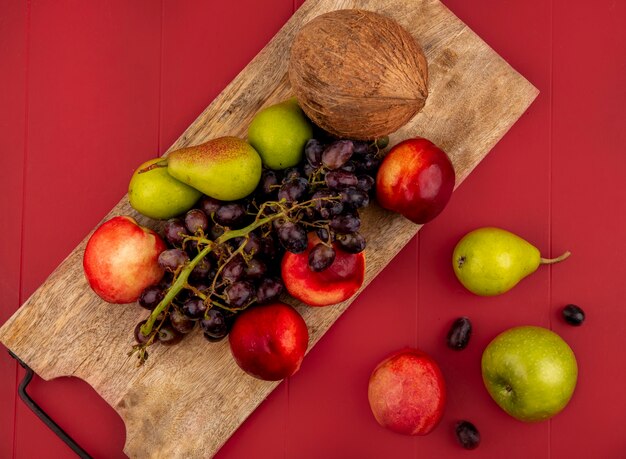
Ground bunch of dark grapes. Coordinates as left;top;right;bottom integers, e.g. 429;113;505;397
131;134;388;363
265;136;387;270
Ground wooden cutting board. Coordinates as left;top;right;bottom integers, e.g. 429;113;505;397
0;0;538;457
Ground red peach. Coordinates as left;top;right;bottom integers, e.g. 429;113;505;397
376;137;455;224
368;348;446;435
83;216;166;303
229;302;309;381
281;233;365;307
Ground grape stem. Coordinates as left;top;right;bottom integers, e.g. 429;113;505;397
209;236;248;298
140;211;286;338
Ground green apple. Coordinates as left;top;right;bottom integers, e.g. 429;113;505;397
481;326;577;422
247;97;313;170
129;158;201;219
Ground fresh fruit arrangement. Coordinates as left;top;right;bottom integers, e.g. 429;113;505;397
80;7;585;450
121;128;392;366
83;97;458;377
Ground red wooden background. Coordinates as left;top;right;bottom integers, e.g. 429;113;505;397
1;1;625;457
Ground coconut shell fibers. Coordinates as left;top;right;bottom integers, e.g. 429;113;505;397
288;9;428;140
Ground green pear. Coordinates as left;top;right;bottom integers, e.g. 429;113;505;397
129;158;202;219
452;227;570;296
248;97;313;170
166;136;262;201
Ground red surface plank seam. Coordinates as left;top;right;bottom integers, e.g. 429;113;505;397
13;1;32;458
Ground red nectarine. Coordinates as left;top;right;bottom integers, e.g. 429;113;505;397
368;348;446;435
83;216;166;303
376;137;455;224
229;302;309;381
281;234;365;307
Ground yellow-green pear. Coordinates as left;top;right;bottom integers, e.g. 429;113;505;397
166;137;262;201
248;97;313;170
129;158;202;219
452;227;570;296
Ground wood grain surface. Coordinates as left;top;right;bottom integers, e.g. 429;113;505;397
0;0;538;457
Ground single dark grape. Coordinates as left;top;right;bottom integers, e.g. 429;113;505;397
325;170;358;189
447;317;472;350
181;297;207;319
169;308;196;334
245;258;267;279
278;178;308;203
174;287;191;304
311;189;331;203
340;161;358;173
157;323;183;345
138;285;165;310
562;304;585;326
194;283;211;296
455;421;480;450
228;236;243;252
272;216;288;230
322;140;354;169
200;309;228;339
134;320;152;345
277;221;308;254
225;281;255;308
353;141;369;155
240;233;261;256
199;196;222;216
158;272;174;289
190;257;212;280
158;248;189;272
357;175;375;192
302;207;316;221
340;187;370;209
283;167;302;182
260;170;279;195
329;213;361;233
206;268;217;282
222;255;246;282
259;236;277;260
163;219;189;247
184;209;208;234
303;162;316;178
305;138;324;166
256;277;284;304
359;153;380;172
336;232;366;254
312;190;343;219
308;243;336;272
327;201;344;218
316;227;333;244
208;224;225;240
215;202;246;227
185;239;199;257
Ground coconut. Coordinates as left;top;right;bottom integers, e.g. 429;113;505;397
288;9;428;140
